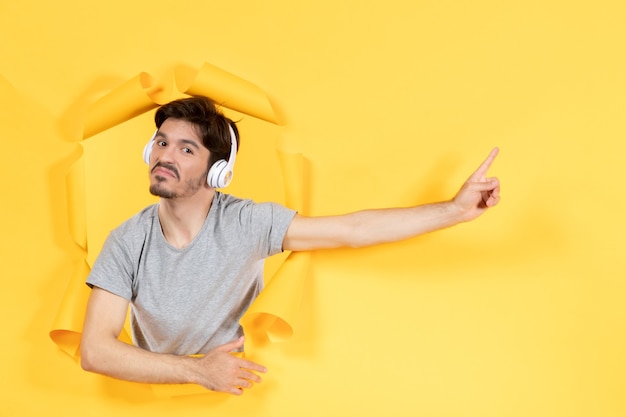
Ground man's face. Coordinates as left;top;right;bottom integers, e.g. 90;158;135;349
148;118;211;199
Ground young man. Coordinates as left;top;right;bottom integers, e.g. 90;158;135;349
80;96;501;395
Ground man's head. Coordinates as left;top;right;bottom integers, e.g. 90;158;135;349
146;96;240;199
154;96;239;169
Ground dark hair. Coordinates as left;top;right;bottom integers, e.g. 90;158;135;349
154;96;239;168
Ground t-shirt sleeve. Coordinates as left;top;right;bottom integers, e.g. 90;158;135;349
268;203;297;256
244;201;297;258
85;231;135;301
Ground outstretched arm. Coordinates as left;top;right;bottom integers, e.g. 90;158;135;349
80;287;266;395
282;148;500;251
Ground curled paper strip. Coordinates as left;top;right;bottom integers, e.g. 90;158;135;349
276;144;310;215
175;62;282;125
49;260;92;358
49;63;311;397
65;152;87;251
241;251;312;343
239;148;311;342
82;72;169;140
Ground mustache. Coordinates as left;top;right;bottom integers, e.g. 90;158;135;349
152;162;179;179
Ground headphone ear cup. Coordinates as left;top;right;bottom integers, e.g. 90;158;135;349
143;129;158;164
143;141;154;165
207;159;228;188
207;124;238;188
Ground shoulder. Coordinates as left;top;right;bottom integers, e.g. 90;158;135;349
108;204;158;242
213;192;252;209
213;192;263;216
213;192;295;222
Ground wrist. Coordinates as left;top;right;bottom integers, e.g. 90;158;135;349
178;355;204;385
445;199;470;224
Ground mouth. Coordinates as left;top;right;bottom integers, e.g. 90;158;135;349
152;163;179;179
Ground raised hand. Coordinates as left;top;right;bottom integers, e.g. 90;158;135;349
452;147;501;222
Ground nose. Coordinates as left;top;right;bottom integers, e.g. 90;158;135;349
154;143;176;163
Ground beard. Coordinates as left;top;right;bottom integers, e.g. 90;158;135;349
150;182;178;199
149;172;208;199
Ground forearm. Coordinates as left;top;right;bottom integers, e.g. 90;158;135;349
80;336;200;386
284;200;466;251
340;200;464;247
81;288;265;394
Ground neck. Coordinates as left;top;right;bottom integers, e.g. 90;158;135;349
157;188;216;249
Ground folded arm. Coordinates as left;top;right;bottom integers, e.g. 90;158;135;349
80;287;266;395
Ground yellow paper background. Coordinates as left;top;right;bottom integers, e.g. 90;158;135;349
1;1;625;416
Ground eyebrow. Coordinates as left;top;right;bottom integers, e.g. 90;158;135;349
180;139;201;150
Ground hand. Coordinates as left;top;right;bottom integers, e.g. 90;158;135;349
193;337;267;395
452;147;501;222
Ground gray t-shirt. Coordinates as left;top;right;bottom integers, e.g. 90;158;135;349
86;192;296;355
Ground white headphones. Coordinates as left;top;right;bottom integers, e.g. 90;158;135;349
143;124;238;188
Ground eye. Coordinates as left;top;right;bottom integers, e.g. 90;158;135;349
157;140;167;147
182;147;193;154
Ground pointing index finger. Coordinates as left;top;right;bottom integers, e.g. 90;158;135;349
470;147;499;180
